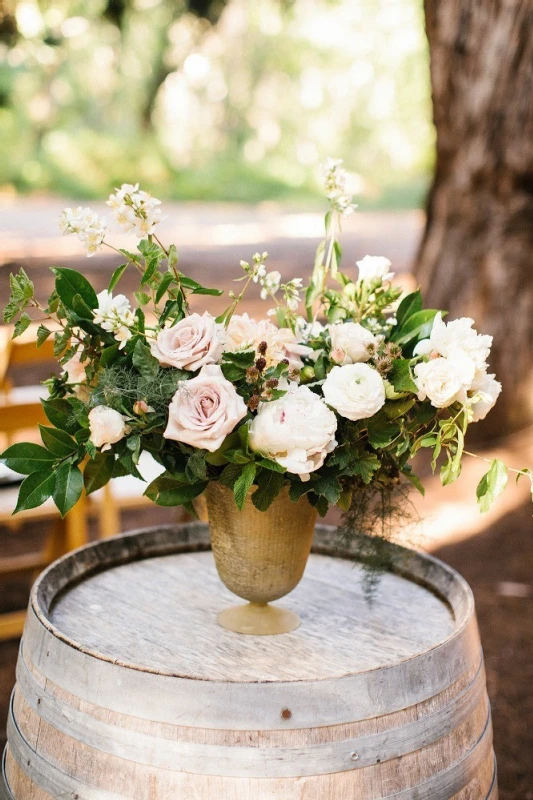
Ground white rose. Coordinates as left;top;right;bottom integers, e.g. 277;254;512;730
164;365;248;452
249;385;337;481
414;358;464;408
151;312;223;371
469;371;502;422
89;406;128;452
322;363;386;420
328;322;377;364
414;313;492;391
356;255;394;284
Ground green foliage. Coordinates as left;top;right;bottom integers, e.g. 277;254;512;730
1;442;56;475
14;471;56;514
84;454;115;495
53;464;84;517
476;459;509;513
3;269;34;324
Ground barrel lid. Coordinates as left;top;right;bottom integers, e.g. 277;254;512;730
30;523;474;684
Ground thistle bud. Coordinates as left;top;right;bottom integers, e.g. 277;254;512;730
257;341;268;355
266;378;279;389
248;394;260;412
255;356;267;372
246;367;260;384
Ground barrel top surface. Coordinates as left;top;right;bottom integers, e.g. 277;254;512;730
32;524;470;683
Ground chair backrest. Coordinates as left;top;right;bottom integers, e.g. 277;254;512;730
0;324;57;395
0;401;48;434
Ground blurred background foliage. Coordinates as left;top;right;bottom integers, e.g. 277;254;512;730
0;0;433;206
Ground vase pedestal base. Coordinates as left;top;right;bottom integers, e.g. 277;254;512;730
217;602;301;635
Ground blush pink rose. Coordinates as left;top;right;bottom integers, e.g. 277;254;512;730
151;312;223;371
164;365;248;452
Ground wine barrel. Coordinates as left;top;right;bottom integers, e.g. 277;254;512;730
2;523;497;799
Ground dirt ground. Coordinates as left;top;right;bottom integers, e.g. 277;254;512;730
0;204;531;797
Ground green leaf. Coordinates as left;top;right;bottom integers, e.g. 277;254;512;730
310;473;341;505
256;458;285;472
384;397;416;420
14;470;56;513
348;451;380;484
3;269;34;323
52;268;98;315
388;359;417;393
144;474;207;506
219;462;244;488
132;340;159;380
185;451;208;482
155;272;175;303
390;310;441;346
221;362;247;382
108;263;129;291
100;342;120;367
141;258;160;287
134;291;151;306
39;426;77;458
367;417;401;449
251;471;285;511
394;290;422;329
1;442;56;475
42;398;79;434
36;324;52;348
53;464;83;516
179;276;223;295
234;463;257;510
13;312;32;339
476;459;509;513
83;453;115;495
223;350;256;368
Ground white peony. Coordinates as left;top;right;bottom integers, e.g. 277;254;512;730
89;406;128;452
322;363;386;421
328;322;377;365
249;385;337;481
469;372;502;422
414;358;464;408
356;255;394;284
164;365;247;452
225;314;313;370
151;312;223;371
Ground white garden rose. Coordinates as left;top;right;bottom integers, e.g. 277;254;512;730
328;322;377;365
151;312;223;371
89;406;128;452
469;372;502;422
164;365;247;452
414;313;492;391
248;385;337;481
414;358;464;408
322;363;386;421
356;255;394;284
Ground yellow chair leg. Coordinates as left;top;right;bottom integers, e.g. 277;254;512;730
0;610;26;641
98;483;121;539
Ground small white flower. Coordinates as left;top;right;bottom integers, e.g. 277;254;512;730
322;363;386;421
107;183;163;238
89;406;129;452
252;264;267;283
59;207;107;257
259;270;282;299
93;290;135;348
415;313;492;383
356;255;394;285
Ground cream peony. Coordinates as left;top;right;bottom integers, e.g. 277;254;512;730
414;358;464;408
469;372;502;422
356;255;394;284
323;363;386;421
89;406;128;452
164;365;247;452
225;314;313;369
328;322;377;365
151;312;223;371
248;385;337;481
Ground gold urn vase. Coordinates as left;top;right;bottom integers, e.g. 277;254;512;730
206;482;317;635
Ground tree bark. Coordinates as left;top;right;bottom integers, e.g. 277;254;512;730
418;0;533;436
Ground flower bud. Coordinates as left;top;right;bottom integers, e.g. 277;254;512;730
330;347;346;364
300;365;316;383
133;400;149;415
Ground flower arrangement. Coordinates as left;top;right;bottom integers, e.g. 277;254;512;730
1;161;526;524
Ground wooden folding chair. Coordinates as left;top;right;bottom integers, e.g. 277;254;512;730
0;400;88;640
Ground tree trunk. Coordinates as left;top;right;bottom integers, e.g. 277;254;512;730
417;0;533;436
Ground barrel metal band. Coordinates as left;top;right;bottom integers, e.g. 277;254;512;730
16;650;488;779
6;694;495;799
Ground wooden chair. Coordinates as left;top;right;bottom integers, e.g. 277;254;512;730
0;401;88;640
